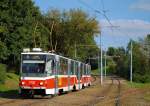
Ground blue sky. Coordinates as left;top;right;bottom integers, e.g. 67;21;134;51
33;0;150;49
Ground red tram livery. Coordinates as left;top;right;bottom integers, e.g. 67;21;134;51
19;48;92;97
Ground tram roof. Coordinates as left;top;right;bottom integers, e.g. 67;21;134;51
21;52;54;55
21;52;90;65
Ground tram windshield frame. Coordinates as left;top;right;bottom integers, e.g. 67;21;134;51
21;54;48;77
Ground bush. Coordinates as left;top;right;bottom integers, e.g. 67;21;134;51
133;73;150;83
0;64;7;84
143;74;150;83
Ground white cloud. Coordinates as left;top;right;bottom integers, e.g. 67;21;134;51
100;19;150;39
94;19;150;48
130;0;150;11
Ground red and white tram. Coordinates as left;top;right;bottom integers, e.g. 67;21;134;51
19;48;91;97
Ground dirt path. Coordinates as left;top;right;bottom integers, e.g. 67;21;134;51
0;76;150;106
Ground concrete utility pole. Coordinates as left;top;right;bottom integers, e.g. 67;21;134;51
130;41;133;83
98;52;100;76
100;34;103;85
104;51;107;78
75;42;77;58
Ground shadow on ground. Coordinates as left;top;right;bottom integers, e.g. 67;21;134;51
0;90;20;99
0;90;59;99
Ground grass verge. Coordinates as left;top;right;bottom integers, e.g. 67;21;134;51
127;81;150;101
0;73;19;95
144;92;150;101
127;81;150;89
91;69;99;75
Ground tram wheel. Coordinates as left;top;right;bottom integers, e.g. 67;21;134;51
72;85;76;91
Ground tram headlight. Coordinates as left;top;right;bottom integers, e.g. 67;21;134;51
22;81;25;85
39;82;44;86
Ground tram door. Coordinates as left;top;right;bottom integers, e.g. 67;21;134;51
75;62;80;89
45;55;58;94
54;55;59;95
75;62;80;80
68;59;71;91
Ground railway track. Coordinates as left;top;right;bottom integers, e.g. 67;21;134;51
105;77;121;106
84;76;114;106
114;77;121;106
85;76;122;106
92;76;149;106
0;76;148;106
91;75;97;84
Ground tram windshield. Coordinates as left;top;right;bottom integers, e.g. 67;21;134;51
21;54;46;76
22;63;45;73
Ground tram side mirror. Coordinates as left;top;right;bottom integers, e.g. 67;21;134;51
51;60;56;70
52;60;55;66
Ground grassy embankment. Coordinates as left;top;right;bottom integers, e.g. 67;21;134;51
127;81;150;88
91;68;112;76
91;69;99;75
127;81;150;101
92;69;150;101
0;73;19;95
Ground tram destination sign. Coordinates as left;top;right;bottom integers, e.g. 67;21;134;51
22;54;46;61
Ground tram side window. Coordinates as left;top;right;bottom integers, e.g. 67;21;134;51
87;65;89;75
83;64;85;75
88;66;90;75
46;55;55;75
84;65;86;75
89;66;91;75
75;62;79;79
87;65;91;75
80;63;83;77
70;61;74;75
74;62;77;76
59;58;68;75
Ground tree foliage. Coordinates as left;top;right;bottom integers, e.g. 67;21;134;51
107;35;150;83
0;64;6;84
0;0;100;75
130;35;150;83
0;0;41;67
42;9;99;60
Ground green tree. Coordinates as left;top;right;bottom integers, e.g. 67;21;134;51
106;36;150;83
0;1;100;74
0;64;6;84
107;47;128;77
0;0;41;67
0;41;8;62
107;58;117;74
107;47;116;56
127;39;150;83
43;9;100;61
